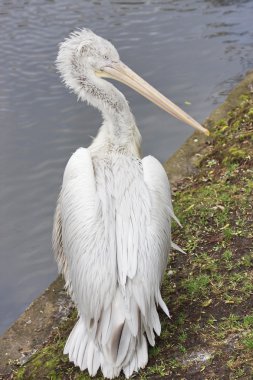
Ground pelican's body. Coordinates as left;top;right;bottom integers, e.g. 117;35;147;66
53;29;208;378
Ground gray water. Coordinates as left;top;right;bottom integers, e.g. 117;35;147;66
0;0;253;334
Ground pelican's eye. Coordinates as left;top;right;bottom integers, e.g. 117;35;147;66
103;55;109;60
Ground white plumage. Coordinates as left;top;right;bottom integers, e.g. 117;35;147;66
53;29;208;378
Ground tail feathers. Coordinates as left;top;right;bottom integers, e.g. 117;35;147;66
64;318;100;376
114;322;132;366
123;336;148;378
100;364;121;379
64;317;148;379
64;288;168;378
105;291;125;361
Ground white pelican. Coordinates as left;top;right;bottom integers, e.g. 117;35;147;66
53;29;208;379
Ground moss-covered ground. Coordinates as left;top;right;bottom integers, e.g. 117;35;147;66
9;91;253;379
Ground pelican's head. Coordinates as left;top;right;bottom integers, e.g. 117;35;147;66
56;29;120;86
57;28;209;135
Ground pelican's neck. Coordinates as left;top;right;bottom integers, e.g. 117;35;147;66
82;79;141;157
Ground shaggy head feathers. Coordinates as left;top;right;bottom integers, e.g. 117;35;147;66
56;28;120;97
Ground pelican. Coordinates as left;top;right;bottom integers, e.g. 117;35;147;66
53;29;208;379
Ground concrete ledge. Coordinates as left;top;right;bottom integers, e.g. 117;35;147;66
0;277;72;376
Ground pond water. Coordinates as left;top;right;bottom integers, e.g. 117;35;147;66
0;0;253;334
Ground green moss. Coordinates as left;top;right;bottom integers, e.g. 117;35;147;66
242;334;253;350
146;361;166;376
14;367;25;380
149;346;160;358
240;94;250;101
223;146;248;165
243;315;253;328
183;274;210;298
